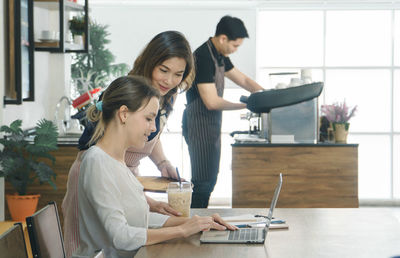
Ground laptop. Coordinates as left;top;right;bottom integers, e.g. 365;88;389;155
200;173;283;244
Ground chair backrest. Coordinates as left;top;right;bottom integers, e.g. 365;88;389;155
26;201;66;258
0;222;28;258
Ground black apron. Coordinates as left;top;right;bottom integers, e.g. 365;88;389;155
183;39;225;183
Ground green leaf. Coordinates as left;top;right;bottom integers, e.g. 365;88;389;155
48;180;58;191
71;19;129;92
1;156;29;195
1;156;25;177
36;152;56;163
0;119;23;135
0;119;59;194
35;119;59;137
34;162;57;188
27;120;58;154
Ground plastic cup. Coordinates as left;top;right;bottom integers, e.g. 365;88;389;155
167;182;192;217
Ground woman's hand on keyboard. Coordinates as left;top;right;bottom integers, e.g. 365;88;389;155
211;213;239;231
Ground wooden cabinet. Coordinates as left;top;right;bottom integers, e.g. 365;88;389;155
33;0;88;53
5;0;34;104
232;143;359;208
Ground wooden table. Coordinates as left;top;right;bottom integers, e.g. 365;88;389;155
136;208;400;258
0;221;33;258
136;176;178;193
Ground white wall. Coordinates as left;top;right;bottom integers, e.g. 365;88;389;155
1;53;71;129
90;4;257;89
0;1;258;129
0;5;71;129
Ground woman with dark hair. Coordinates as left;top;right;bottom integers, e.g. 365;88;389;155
62;31;195;257
126;30;195;177
73;76;235;258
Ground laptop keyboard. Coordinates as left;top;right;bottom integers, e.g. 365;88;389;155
228;228;259;241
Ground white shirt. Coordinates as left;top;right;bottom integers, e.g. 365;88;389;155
74;146;169;258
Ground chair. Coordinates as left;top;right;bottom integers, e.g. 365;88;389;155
26;201;66;258
0;222;28;258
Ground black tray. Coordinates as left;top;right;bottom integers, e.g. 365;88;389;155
241;82;324;113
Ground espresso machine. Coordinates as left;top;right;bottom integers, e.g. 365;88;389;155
233;82;324;143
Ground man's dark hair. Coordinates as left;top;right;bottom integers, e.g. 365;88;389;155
215;15;249;40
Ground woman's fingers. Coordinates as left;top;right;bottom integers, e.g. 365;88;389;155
198;216;226;231
166;165;178;179
183;214;237;237
193;216;215;231
211;221;226;231
158;202;182;216
160;167;171;178
212;213;238;230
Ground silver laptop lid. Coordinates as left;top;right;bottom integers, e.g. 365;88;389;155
263;173;283;240
267;173;283;220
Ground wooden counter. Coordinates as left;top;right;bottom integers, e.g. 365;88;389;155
232;143;358;208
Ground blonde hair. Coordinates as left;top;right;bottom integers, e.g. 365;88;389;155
86;75;160;145
128;31;195;115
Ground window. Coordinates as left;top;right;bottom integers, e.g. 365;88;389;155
121;3;400;204
326;10;391;66
258;11;324;68
258;8;399;201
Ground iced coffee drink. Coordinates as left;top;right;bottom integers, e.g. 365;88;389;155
167;182;192;217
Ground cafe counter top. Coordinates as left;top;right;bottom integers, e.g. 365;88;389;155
231;142;358;147
26;135;79;146
57;135;79;146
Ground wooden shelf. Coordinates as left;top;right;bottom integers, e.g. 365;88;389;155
35;41;59;48
34;41;85;51
33;0;88;53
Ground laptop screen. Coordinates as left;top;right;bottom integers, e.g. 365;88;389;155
267;173;283;220
263;173;283;240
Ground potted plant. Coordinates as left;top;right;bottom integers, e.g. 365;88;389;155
69;15;85;44
0;119;58;221
71;20;129;94
321;100;358;143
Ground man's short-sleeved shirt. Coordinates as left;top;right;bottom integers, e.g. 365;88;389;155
186;38;234;104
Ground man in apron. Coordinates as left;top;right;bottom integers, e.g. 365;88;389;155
183;16;264;208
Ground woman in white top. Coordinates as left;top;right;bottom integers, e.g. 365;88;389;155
63;31;196;257
74;76;236;258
